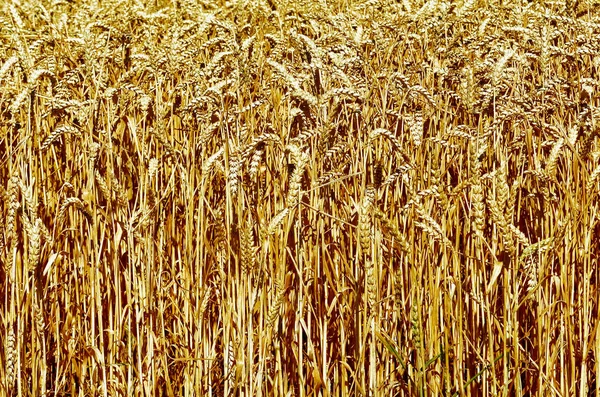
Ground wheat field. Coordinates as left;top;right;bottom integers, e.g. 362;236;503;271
1;0;599;395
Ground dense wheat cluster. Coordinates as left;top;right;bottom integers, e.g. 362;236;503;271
1;0;599;395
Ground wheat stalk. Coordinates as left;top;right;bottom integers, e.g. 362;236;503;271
5;325;16;390
240;216;256;276
359;185;375;257
286;144;308;208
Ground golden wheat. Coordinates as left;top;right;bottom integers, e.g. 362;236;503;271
1;0;599;395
